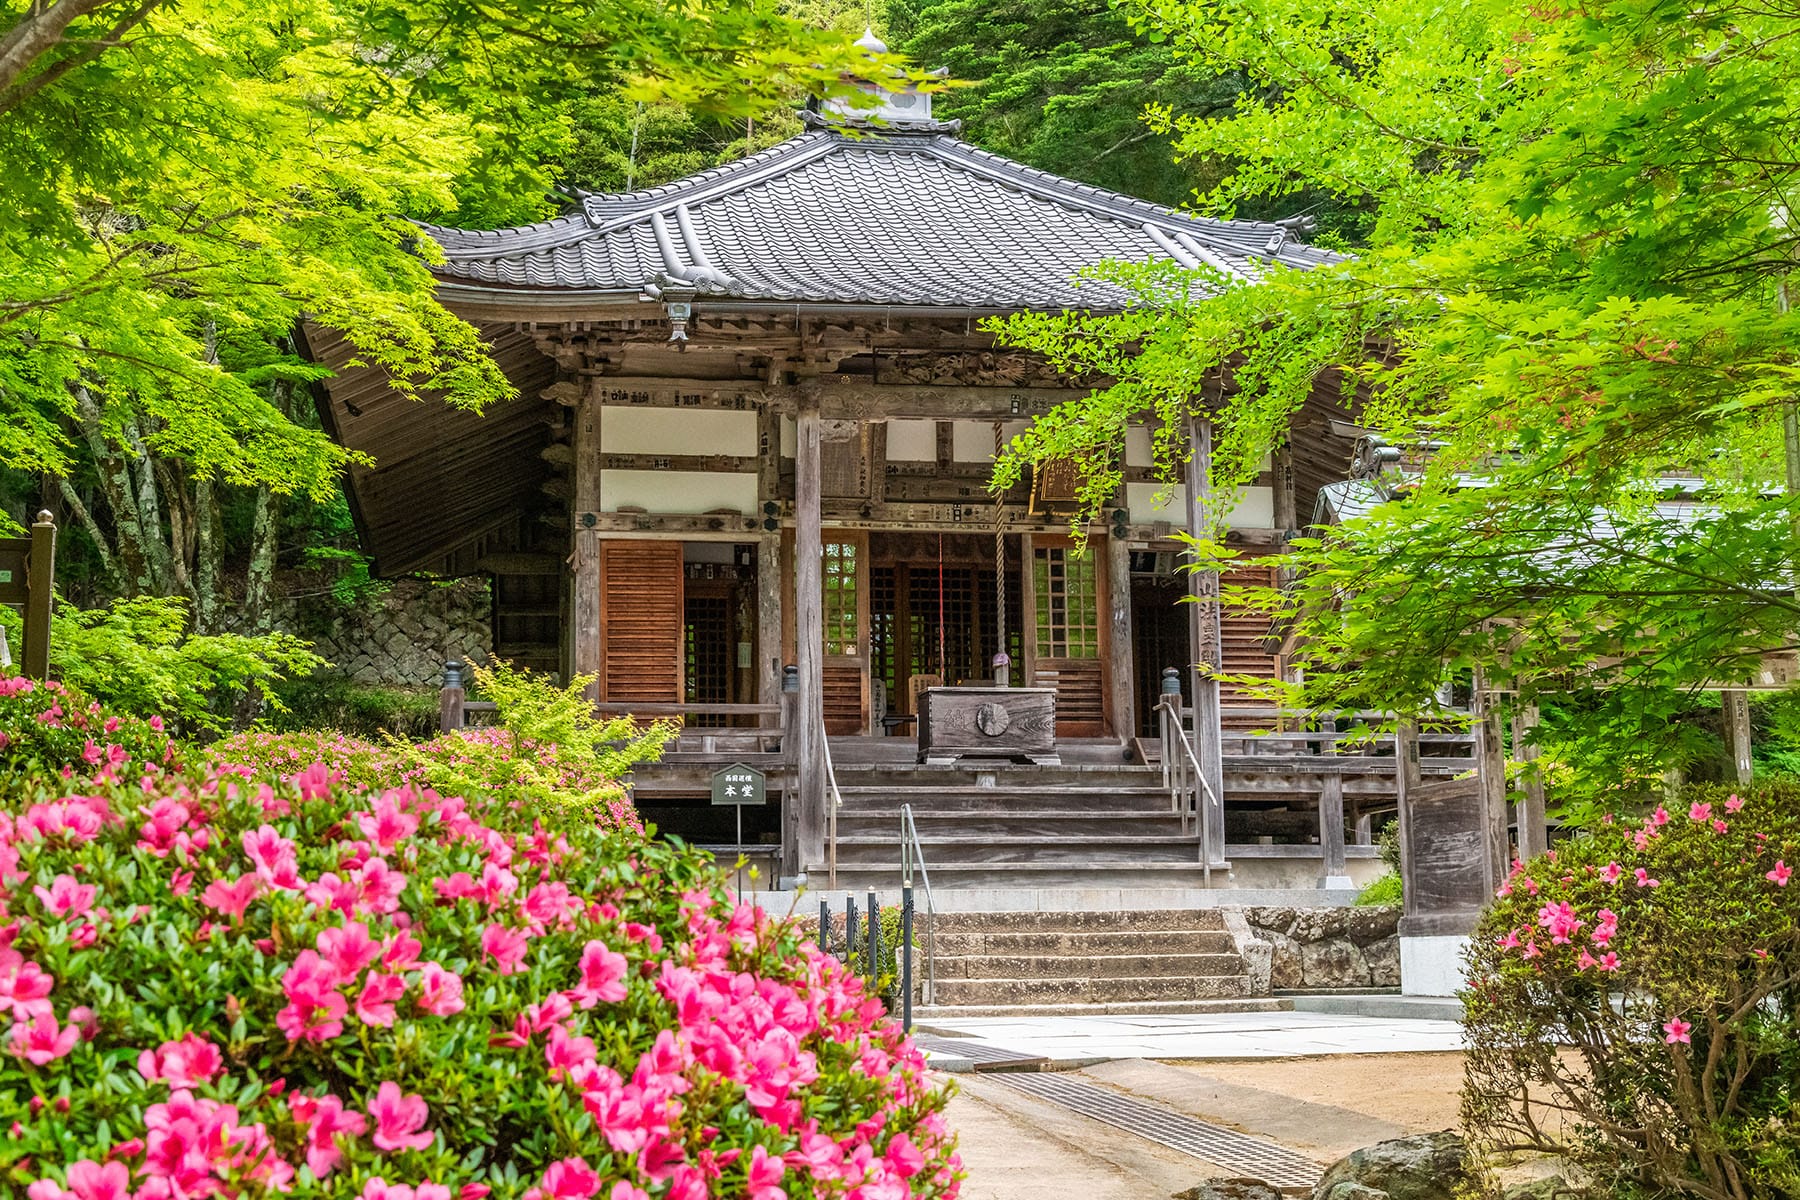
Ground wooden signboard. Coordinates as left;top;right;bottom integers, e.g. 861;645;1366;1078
917;687;1058;764
710;762;767;807
0;513;55;680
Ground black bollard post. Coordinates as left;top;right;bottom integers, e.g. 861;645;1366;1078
819;898;830;956
901;885;914;1031
867;890;880;989
846;897;859;973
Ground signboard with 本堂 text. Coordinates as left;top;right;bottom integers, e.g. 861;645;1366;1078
710;763;767;807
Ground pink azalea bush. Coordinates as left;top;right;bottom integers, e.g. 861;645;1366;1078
1462;782;1800;1199
0;676;960;1198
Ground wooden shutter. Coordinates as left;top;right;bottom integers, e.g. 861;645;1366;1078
599;541;684;703
1219;560;1282;730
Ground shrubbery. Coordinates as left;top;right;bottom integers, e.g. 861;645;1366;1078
0;675;962;1199
1462;781;1800;1199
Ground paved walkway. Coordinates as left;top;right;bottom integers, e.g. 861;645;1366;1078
920;1010;1466;1066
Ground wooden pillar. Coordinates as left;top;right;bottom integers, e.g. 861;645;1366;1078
1019;533;1038;687
1272;443;1298;534
1318;771;1350;887
1355;811;1374;845
1513;702;1548;859
1104;531;1134;741
1394;718;1422;920
757;534;784;707
1473;670;1510;889
1723;690;1754;784
571;382;603;699
794;404;826;872
1185;411;1226;866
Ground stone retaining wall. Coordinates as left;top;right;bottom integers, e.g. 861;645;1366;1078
1235;906;1401;990
283;576;492;686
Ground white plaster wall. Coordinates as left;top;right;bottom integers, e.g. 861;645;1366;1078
601;407;756;456
1126;483;1275;528
886;419;936;462
952;420;1028;463
780;416;795;458
601;470;757;515
1401;935;1471;997
1126;427;1156;468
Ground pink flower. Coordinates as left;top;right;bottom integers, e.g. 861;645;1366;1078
1713;819;1728;834
358;972;408;1027
1599;861;1622;884
572;941;628;1007
1651;806;1670;827
278;950;349;1043
1769;861;1792;887
291;1092;368;1177
201;874;259;924
416;963;465;1017
34;874;97;920
11;1014;79;1064
31;1160;131;1200
369;1081;435;1152
481;925;529;975
291;762;333;800
1634;868;1660;888
242;825;303;890
536;1158;601;1199
1688;801;1711;822
747;1145;786;1200
354;793;419;851
1726;794;1745;813
0;956;56;1021
887;1132;926;1179
318;921;383;980
1664;1017;1692;1044
1597;952;1621;971
138;1033;223;1087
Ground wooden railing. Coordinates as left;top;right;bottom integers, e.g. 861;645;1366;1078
1158;693;1225;880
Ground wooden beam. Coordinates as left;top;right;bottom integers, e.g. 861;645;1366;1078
1105;532;1134;740
1185;411;1226;867
571;381;603;699
794;404;826;873
599;453;757;474
567;376;1093;419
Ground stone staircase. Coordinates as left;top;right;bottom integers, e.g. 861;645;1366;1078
825;760;1220;891
915;908;1283;1017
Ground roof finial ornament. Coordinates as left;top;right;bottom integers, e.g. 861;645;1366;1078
854;26;887;55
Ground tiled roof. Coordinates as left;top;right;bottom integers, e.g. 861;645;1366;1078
419;124;1341;310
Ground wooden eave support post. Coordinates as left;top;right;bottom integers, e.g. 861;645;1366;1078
1185;411;1226;867
794;402;827;874
1318;771;1352;889
1473;668;1511;889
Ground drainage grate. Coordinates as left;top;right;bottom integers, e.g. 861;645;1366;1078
990;1071;1323;1191
914;1034;1048;1071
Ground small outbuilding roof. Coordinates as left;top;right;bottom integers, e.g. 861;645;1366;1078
420;117;1339;311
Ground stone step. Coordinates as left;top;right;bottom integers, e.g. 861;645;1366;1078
916;997;1290;1020
833;835;1201;867
930;972;1254;1006
826;862;1231;890
922;908;1231;933
930;928;1238;956
836;787;1170;813
932;952;1245;980
837;814;1187;838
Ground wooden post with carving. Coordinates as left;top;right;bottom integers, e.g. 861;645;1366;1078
572;380;603;699
794;403;826;873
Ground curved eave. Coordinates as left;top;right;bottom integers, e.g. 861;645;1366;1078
433;280;1132;324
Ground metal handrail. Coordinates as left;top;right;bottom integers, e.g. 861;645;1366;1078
1159;694;1224;885
823;731;845;889
900;804;937;1007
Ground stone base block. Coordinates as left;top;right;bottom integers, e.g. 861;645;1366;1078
1400;933;1470;997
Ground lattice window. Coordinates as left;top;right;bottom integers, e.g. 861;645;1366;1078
870;567;898;714
822;541;860;655
683;595;731;725
1035;546;1099;659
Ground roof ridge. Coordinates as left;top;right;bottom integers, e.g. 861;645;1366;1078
581;132;838;230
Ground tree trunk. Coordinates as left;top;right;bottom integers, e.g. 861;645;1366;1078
242;485;280;633
70;383;152;593
192;474;223;633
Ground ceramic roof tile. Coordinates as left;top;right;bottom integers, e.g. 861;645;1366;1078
421;127;1341;309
